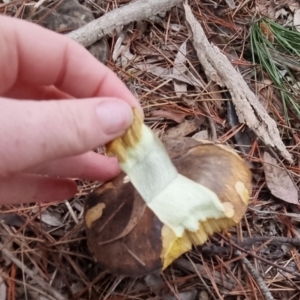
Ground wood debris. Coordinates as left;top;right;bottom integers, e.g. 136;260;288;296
68;0;183;47
183;3;293;163
1;0;300;298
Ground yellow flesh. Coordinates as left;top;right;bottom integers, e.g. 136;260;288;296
85;203;106;229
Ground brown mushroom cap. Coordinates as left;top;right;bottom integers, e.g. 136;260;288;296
172;142;251;223
85;175;163;276
84;138;252;277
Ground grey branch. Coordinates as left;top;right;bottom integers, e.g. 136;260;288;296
236;250;275;300
68;0;183;47
183;3;293;163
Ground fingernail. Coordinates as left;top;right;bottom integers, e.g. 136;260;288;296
96;100;133;134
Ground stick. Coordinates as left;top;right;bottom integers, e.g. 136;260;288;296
222;237;300;278
200;236;300;256
0;243;66;300
183;2;293;163
67;0;183;47
235;250;275;300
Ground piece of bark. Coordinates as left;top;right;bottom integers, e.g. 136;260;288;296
183;3;293;163
164;120;200;138
68;0;183;47
151;109;186;123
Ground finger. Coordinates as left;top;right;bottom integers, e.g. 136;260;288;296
27;152;120;181
4;81;72;100
0;97;133;176
0;174;77;204
0;16;142;115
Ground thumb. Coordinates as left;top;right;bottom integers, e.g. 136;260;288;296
0;97;133;176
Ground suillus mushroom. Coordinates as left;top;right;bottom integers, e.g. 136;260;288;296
84;109;252;277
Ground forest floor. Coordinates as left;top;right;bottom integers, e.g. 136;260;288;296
1;0;300;299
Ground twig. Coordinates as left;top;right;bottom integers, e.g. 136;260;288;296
0;243;66;300
183;2;293;163
201;236;300;256
277;270;300;291
202;101;217;141
235;250;275;300
220;236;300;278
239;237;300;248
68;0;183;47
0;270;59;300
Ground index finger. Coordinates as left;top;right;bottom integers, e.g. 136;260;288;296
0;16;141;110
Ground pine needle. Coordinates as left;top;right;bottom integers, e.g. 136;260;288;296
250;18;300;124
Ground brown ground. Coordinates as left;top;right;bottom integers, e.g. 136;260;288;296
1;0;300;299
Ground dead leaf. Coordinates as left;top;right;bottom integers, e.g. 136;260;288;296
257;79;273;92
294;9;300;32
0;213;25;228
173;41;188;97
144;274;165;296
0;276;6;300
162;73;203;88
145;274;196;300
121;45;134;69
38;211;63;227
255;0;276;20
136;62;204;89
112;25;132;61
164;120;200;138
192;130;208;141
70;281;84;294
263;152;298;204
34;0;47;9
199;291;209;300
135;63;170;77
275;8;289;20
289;1;300;12
163;290;197;300
112;34;126;61
151;109;186;123
169;23;185;32
225;0;236;9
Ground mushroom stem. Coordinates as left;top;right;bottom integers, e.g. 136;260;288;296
107;109;234;237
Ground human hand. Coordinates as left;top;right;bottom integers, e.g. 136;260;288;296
0;16;142;204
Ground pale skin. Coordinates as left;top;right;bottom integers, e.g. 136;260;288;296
0;16;142;204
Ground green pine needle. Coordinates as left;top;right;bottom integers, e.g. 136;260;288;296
250;18;300;125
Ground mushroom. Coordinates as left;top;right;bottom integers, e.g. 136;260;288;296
84;121;252;276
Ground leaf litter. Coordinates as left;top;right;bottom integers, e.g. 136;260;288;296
263;152;298;204
1;0;300;299
173;40;188;97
